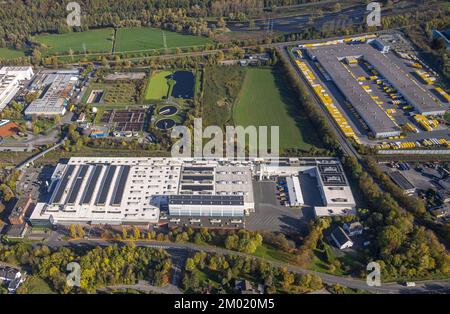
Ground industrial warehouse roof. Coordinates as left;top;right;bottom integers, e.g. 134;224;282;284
24;72;78;116
50;164;131;207
30;157;257;225
307;43;445;134
388;171;415;192
307;44;399;137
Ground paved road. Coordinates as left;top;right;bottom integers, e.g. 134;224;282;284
100;280;182;294
16;136;67;170
42;239;450;294
227;2;427;34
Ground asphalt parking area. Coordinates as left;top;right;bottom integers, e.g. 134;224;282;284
247;181;311;233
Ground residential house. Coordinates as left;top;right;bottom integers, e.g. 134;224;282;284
0;266;24;293
8;196;33;225
331;227;353;250
343;222;363;236
235;280;264;294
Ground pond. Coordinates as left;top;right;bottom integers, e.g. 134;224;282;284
170;71;195;99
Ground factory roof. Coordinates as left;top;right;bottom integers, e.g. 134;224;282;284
307;44;399;136
307;43;445;116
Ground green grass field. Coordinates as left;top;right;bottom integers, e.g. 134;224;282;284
202;66;247;127
115;27;213;53
0;48;26;59
252;244;295;263
33;28;114;55
145;71;172;100
233;67;323;151
16;276;55;294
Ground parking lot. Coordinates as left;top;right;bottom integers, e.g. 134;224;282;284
166;216;244;229
246;181;312;233
380;162;441;192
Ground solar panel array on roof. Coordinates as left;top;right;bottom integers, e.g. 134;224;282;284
181;185;214;191
318;164;343;174
51;165;76;204
183;167;214;172
81;165;103;204
111;166;130;206
321;174;347;186
95;165;117;206
169;195;244;206
66;165;89;205
181;175;214;181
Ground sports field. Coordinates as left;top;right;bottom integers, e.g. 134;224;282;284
145;71;173;100
233;68;323;151
0;48;26;60
33;28;114;55
115;27;213;52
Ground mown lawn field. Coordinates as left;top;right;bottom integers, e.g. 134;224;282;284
233;67;323;151
33;28;114;55
0;48;26;59
145;71;173;100
115;27;213;52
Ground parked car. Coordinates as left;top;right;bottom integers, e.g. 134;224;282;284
404;282;416;287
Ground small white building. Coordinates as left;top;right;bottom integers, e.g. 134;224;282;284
285;176;303;207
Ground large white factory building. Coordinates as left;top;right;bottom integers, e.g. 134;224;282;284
30;157;356;227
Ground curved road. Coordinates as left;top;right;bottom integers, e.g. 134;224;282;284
43;239;450;294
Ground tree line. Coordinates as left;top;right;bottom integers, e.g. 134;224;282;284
183;251;324;294
0;242;172;294
342;156;450;281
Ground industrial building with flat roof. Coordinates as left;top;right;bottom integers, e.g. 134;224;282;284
30;157;256;226
30;157;356;226
388;171;416;195
24;70;79;117
258;158;356;217
0;67;34;112
306;42;446;137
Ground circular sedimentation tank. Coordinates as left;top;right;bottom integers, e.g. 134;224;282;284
155;118;176;130
158;105;178;116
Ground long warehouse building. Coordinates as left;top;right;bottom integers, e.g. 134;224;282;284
306;43;446;137
30;157;255;226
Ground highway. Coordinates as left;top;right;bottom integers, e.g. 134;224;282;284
42;239;450;294
227;2;427;34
